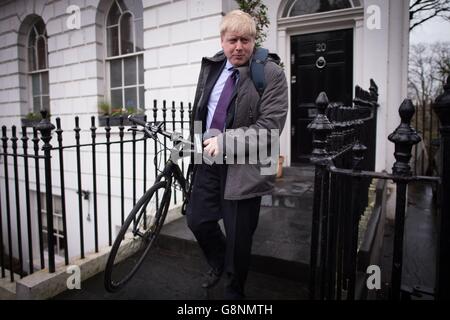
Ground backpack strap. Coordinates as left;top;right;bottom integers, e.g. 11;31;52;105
250;47;269;97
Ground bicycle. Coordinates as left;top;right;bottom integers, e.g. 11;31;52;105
104;115;197;292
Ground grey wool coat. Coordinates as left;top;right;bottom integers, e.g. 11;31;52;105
190;50;288;200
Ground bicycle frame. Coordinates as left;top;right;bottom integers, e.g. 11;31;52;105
128;115;193;217
155;159;188;198
130;160;184;237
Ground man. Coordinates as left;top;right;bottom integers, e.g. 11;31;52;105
186;10;288;300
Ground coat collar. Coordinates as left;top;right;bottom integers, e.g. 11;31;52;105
203;50;226;64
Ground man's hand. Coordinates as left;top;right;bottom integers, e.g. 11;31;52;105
203;136;219;157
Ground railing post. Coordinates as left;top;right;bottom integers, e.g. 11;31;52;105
105;116;112;246
171;101;177;205
36;110;56;273
388;99;421;300
119;115;125;225
432;75;450;300
180;102;185;181
1;126;14;281
32;128;45;269
153;100;159;211
55;118;69;264
347;138;366;300
307;92;333;299
11;126;23;277
162;100;167;164
90;116;99;253
74;116;84;259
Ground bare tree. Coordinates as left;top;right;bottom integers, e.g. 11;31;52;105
409;0;450;31
408;41;449;174
408;42;450;104
433;42;450;81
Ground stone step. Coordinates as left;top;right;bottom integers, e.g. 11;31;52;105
54;246;309;300
156;233;310;283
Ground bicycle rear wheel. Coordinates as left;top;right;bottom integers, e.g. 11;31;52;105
104;180;171;292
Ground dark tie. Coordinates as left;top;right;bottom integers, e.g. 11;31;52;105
209;68;238;131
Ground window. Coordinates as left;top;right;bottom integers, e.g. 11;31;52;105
106;0;144;113
41;194;65;257
28;19;49;114
282;0;361;17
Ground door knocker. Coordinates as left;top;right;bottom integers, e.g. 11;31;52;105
316;56;326;69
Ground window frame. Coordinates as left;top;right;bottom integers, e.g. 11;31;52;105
27;20;50;114
40;194;65;258
104;0;144;114
282;0;361;18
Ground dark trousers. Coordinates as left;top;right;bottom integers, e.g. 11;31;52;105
186;163;261;299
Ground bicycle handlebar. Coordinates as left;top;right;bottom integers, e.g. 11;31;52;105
128;115;192;146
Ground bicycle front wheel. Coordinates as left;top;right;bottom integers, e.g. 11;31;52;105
104;180;171;292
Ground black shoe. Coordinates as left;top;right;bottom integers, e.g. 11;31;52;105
224;273;245;299
201;268;222;289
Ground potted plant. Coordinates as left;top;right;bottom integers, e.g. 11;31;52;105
98;101;145;126
21;111;51;128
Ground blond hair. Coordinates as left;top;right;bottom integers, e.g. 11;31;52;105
220;10;256;38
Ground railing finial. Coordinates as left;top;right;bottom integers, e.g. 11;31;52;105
308;92;333;162
388;99;421;176
432;75;450;126
369;79;379;102
315;91;329;113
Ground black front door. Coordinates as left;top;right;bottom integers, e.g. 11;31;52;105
291;29;353;163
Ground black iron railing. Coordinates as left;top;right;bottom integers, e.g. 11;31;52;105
307;80;380;300
308;76;449;300
0;100;191;281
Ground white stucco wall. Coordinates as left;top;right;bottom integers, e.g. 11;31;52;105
143;0;224;103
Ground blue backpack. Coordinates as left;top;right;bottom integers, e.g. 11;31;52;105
250;47;281;97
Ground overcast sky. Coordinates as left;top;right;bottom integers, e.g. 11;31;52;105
410;16;450;44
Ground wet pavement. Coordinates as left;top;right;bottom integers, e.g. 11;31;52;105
379;180;437;299
55;166;314;300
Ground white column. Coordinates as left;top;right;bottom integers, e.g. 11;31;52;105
353;17;364;90
277;27;290;166
362;0;409;171
384;0;410;171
